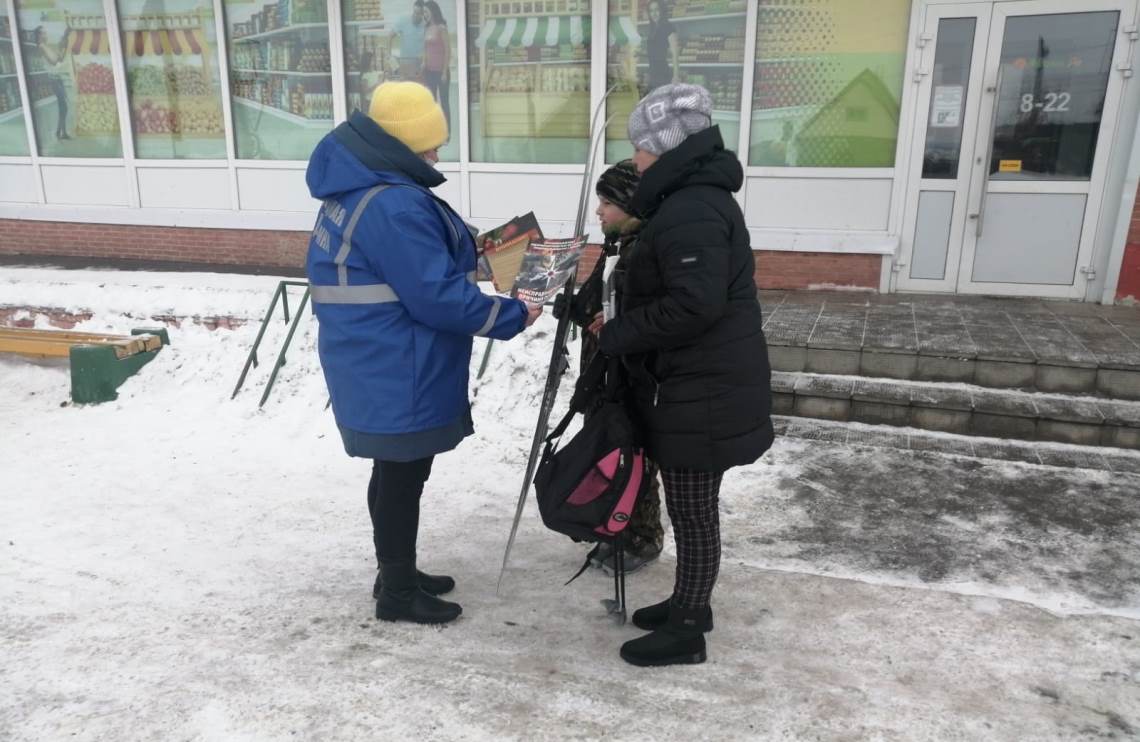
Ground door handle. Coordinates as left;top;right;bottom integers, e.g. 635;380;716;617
977;68;1004;238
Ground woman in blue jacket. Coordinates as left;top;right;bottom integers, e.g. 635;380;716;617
306;82;541;625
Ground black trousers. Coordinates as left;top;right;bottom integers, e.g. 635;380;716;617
367;457;434;566
51;77;68;136
661;468;724;610
423;69;451;135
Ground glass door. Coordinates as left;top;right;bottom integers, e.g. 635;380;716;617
898;3;994;293
899;0;1135;298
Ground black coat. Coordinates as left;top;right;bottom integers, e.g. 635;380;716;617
598;127;774;472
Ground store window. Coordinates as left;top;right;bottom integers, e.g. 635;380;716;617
1;8;31;155
467;0;592;164
606;0;746;163
223;0;333;160
13;0;123;157
342;0;459;161
119;0;226;159
750;0;910;168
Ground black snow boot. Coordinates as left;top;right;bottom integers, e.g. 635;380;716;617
620;603;708;667
372;569;455;599
632;597;713;633
375;560;462;625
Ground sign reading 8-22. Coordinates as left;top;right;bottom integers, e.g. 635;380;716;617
1020;92;1072;113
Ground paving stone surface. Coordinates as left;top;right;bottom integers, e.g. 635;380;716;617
1056;316;1140;367
795;374;856;399
1033;396;1106;425
765;302;824;346
864;308;919;352
970;389;1038;418
965;322;1037;361
909;386;974;411
808;305;867;350
1003;317;1099;366
852;379;913;405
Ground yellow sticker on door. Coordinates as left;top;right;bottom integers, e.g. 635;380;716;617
999;160;1023;173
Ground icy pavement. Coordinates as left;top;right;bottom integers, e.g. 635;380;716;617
2;267;1139;740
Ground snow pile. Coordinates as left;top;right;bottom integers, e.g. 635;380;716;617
2;266;1139;740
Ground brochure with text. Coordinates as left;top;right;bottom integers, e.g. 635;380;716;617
475;213;544;292
512;237;588;305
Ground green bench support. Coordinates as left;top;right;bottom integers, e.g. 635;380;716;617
69;328;171;404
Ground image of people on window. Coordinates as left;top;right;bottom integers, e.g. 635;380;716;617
422;0;450;135
390;0;427;82
36;26;71;140
645;0;679;93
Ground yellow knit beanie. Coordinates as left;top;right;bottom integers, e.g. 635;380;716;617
368;82;448;154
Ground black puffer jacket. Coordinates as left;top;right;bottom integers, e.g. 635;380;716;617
598;126;773;472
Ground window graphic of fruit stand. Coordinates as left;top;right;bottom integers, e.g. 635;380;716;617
57;13;122;156
225;0;333;160
473;0;591;163
121;11;225;158
0;12;31;154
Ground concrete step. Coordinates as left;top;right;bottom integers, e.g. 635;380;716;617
761;293;1140;399
773;416;1140;475
772;371;1140;451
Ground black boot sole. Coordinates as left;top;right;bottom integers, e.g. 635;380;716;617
373;582;454;599
376;606;462;624
620;646;707;667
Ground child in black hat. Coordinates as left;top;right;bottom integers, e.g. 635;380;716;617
554;159;664;574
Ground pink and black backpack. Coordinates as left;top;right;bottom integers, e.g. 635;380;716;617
533;355;649;621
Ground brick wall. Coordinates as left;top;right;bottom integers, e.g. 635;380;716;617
0;219;308;270
754;250;881;290
1;219;880;292
1120;186;1140;303
576;245;880;291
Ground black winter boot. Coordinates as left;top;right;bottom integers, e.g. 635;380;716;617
373;569;455;599
632;597;713;632
620;603;708;667
375;560;462;624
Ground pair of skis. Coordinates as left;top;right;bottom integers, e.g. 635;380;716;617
497;87;617;594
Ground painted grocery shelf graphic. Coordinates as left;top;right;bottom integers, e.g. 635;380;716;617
234;96;329;126
493;58;587;66
232;23;327;44
232;68;329;76
636;62;744;68
634;12;746;25
0;107;26;124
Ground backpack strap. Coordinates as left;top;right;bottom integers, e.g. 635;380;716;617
563;544;602;586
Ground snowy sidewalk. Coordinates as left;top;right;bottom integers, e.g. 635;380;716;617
2;267;1138;740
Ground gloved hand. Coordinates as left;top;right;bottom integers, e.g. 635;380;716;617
551;292;569;320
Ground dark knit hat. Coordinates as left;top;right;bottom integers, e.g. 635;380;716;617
595;159;640;213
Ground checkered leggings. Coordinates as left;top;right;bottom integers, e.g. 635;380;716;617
661;468;725;610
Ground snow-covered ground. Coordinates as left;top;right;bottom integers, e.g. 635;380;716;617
2;267;1138;741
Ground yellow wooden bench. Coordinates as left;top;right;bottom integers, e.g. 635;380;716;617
0;328;163;360
0;326;169;403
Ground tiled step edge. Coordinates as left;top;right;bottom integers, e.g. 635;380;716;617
772;371;1140;451
773;416;1140;475
768;344;1140;400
